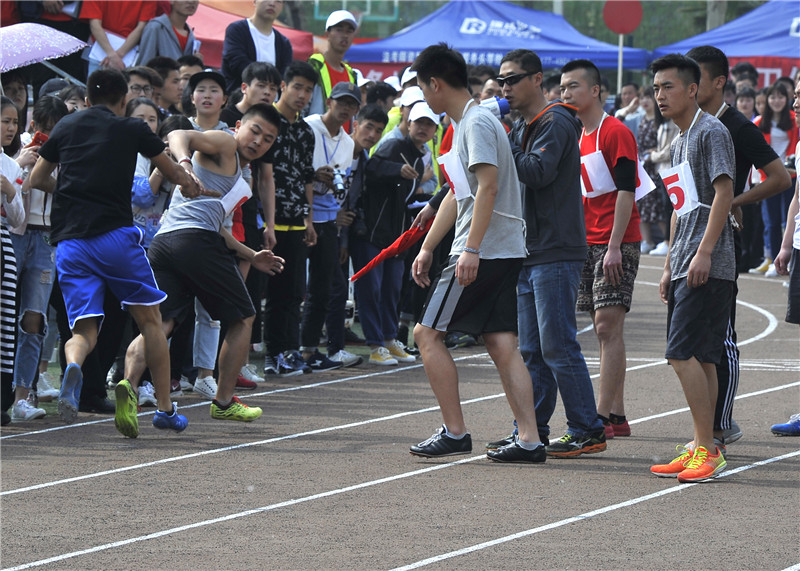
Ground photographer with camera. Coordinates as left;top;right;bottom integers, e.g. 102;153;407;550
300;82;361;371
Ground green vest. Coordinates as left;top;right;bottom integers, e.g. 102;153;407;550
308;53;356;99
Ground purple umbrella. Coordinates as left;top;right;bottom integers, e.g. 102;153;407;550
0;23;87;79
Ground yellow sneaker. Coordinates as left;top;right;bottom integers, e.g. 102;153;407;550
677;445;727;483
210;396;262;422
386;339;416;363
369;346;398;366
749;257;772;273
650;444;694;477
114;380;139;438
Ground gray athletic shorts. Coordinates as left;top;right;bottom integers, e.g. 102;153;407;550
420;257;523;336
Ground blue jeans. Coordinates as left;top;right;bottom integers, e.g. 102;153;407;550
350;238;404;346
517;261;602;438
10;230;56;390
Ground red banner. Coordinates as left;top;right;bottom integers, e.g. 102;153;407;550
728;56;799;89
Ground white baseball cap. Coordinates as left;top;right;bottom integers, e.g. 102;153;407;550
399;86;424;108
326;9;358;30
408;102;440;125
400;67;417;86
384;75;401;91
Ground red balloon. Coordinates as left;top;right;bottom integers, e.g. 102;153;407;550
603;0;643;35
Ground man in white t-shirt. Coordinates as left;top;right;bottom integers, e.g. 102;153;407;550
222;0;294;93
408;44;545;464
299;82;360;371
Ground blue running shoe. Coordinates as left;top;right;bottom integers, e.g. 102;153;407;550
58;363;83;424
771;414;800;436
152;404;188;432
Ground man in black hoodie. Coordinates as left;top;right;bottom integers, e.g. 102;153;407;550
486;49;606;458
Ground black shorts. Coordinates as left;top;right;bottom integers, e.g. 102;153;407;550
787;248;800;324
420;257;522;336
148;229;255;326
666;277;734;363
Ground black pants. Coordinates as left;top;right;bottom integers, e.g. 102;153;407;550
264;229;307;356
301;221;338;350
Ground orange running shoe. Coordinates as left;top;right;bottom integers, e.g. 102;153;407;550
677;446;727;483
650;445;694;477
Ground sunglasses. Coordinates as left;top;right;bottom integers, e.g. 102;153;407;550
496;72;534;88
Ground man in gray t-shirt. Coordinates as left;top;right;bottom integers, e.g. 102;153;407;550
650;54;735;483
406;44;545;464
668;112;736;282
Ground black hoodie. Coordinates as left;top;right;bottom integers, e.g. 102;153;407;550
508;101;588;266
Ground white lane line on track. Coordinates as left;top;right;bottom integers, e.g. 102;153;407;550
391;449;800;571
0;281;779;442
3;378;798;499
5;448;798;571
0;295;787;495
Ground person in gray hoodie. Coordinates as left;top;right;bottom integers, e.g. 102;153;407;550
136;1;199;66
485;49;607;458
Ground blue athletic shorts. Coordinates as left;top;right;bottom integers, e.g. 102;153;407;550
55;226;166;330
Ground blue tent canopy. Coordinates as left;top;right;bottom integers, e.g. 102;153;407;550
653;0;800;58
346;0;651;69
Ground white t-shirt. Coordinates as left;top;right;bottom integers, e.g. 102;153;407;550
247;20;276;66
770;121;790;160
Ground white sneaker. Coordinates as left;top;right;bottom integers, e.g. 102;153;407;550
37;372;60;401
387;339;416;363
138;382;157;407
240;363;264;383
11;399;46;421
369;346;398;366
193;376;218;399
650;241;670;256
179;375;194;392
329;349;363;367
640;241;654;254
250;342;265;353
764;263;778;277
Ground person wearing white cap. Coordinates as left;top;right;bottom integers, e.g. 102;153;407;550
372;86;424;153
350;96;436;367
308;10;359;116
400;67;418;89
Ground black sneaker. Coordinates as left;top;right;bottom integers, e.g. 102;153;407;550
410;425;472;458
344;328;366;345
304;349;343;372
545;431;607;458
444;332;477;349
285;351;312;374
487;441;547;463
1;410;10;426
486;427;549;450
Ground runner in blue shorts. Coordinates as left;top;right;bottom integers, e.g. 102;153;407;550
30;69;204;437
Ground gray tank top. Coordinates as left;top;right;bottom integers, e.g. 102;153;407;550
157;155;241;235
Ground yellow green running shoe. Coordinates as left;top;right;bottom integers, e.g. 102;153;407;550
114;380;139;438
210;396;262;422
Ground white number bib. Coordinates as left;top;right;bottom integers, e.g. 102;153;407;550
659;108;705;218
659;161;700;217
580;114;655;200
437;150;471;201
220;175;252;217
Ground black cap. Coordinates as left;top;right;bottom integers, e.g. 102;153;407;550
329;81;361;105
188;69;227;92
39;78;69;98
